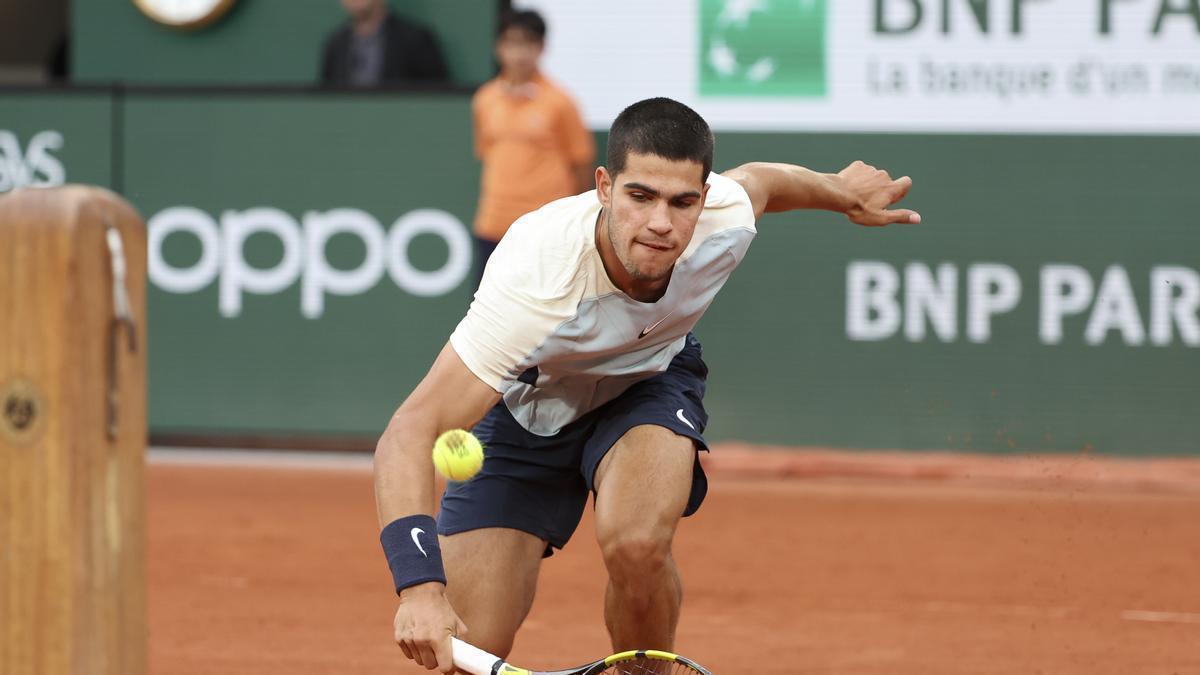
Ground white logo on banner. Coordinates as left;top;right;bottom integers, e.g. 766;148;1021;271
148;206;473;318
525;0;1200;132
846;261;1200;347
0;130;66;192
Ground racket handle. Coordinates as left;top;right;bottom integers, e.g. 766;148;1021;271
452;637;506;675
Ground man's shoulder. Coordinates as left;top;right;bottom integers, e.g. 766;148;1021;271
688;173;757;250
503;192;597;249
536;76;583;110
473;78;504;104
704;172;754;213
487;193;599;294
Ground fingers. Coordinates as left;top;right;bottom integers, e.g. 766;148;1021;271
439;617;467;673
882;175;917;224
849;207;921;227
395;610;466;672
435;632;456;674
395;622;433;669
842;161;918;226
395;621;416;662
414;635;439;670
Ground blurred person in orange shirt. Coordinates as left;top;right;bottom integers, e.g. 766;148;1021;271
471;9;596;283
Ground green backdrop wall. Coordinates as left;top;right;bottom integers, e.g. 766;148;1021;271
1;89;1197;454
72;1;496;86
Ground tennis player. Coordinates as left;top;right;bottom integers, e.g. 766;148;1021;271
375;97;919;672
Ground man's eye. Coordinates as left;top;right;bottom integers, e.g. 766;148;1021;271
631;193;649;202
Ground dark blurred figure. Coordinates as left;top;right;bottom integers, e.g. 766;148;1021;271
320;0;448;87
47;34;69;82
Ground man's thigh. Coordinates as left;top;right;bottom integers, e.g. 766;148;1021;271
592;424;696;542
583;333;712;521
441;527;546;657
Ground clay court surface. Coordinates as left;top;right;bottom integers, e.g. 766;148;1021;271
148;449;1200;675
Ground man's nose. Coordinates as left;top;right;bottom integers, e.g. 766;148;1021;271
646;204;672;235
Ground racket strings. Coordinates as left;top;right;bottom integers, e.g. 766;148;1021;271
598;658;702;675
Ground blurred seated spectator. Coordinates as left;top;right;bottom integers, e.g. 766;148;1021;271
320;0;448;87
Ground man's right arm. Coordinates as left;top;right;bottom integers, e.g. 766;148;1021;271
375;341;499;525
374;341;500;672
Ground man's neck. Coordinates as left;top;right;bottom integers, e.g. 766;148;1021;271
500;69;539;88
352;7;387;36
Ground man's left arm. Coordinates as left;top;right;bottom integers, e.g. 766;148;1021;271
723;161;920;226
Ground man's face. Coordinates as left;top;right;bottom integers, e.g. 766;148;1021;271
341;0;382;21
495;27;543;80
597;152;709;287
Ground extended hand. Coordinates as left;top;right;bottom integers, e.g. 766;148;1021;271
393;583;468;672
838;160;921;227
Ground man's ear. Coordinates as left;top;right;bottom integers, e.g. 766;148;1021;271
596;166;612;207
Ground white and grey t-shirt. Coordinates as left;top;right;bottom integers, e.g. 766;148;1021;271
450;172;756;436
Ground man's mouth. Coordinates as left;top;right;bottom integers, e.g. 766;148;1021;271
636;241;672;252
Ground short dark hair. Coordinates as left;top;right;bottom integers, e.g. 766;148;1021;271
606;98;714;183
498;9;546;42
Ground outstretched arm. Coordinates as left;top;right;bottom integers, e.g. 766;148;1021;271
723;160;920;226
374;342;501;673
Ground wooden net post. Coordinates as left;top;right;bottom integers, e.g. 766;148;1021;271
0;185;147;675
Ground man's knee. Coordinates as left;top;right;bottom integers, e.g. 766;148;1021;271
441;528;544;660
599;525;673;584
444;582;521;660
456;622;517;661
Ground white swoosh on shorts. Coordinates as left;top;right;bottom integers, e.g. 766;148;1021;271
676;408;696;430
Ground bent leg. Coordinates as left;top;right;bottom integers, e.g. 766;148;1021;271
441;527;546;659
593;424;696;652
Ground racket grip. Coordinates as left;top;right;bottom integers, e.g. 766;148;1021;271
452;637;505;675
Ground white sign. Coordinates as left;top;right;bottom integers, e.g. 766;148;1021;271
525;0;1200;133
148;206;473;318
0;130;65;192
846;260;1200;346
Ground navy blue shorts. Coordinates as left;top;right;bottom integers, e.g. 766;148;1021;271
438;333;710;556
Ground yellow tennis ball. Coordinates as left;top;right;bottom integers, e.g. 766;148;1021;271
432;429;484;481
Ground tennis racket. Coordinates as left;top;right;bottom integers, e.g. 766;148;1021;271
451;637;711;675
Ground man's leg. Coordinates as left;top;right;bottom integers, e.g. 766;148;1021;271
441;527;546;659
593;424;695;652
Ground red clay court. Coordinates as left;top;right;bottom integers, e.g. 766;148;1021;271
148;447;1200;675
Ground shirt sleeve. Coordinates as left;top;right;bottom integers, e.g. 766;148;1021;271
556;93;596;167
694;173;758;264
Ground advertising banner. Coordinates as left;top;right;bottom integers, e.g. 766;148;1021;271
121;94;479;437
0;92;112;192
527;0;1200;132
2;90;1196;453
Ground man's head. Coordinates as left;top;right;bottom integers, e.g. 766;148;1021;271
340;0;386;23
596;98;715;298
495;10;546;82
